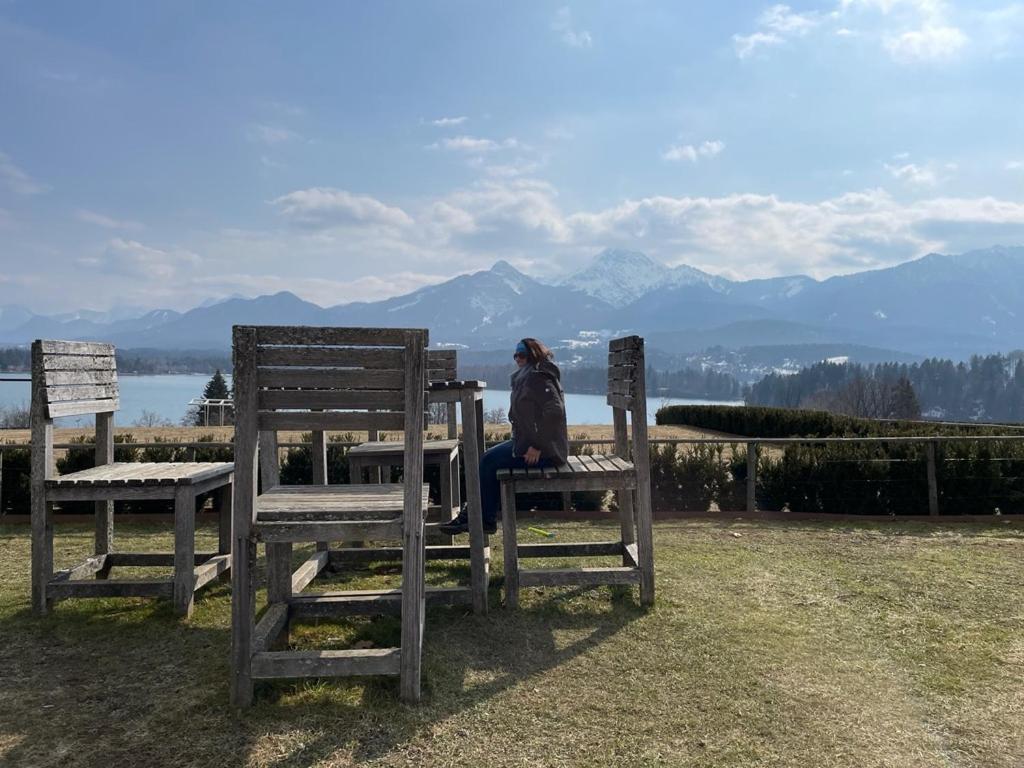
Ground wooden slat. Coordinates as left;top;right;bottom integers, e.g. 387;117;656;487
607;455;634;472
518;567;642;587
47;399;118;418
291;549;329;593
517;542;622;558
51;555;107;582
250;648;401;679
46;578;174;599
289;586;470;618
42;354;116;371
609;336;642;352
347;439;459;457
258;368;404;390
47;461;232;487
256;484;426;518
255;519;403;543
624;542;640;569
257;347;403;368
193;553;231;591
44;369;117;386
252;326;413;346
251;603;289;653
607;350;641;365
566;455;589;473
258;389;405;410
427;350;457;363
106;553;216;566
45;383;120;403
608;363;637;380
607;393;634;410
607;380;634;396
257;411;405;432
40;340;115;356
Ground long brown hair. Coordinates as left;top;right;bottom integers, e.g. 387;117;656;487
520;337;553;364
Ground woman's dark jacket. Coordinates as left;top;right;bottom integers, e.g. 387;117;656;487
509;359;569;464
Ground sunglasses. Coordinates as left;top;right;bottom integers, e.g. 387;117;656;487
513;352;527;360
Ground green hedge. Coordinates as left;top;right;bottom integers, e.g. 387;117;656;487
655;404;1014;438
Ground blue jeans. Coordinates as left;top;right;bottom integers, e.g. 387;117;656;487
479;440;553;525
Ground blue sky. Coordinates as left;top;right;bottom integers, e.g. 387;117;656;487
1;0;1023;313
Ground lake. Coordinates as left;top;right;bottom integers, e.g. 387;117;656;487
0;375;740;426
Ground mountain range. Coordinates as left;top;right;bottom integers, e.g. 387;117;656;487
1;245;1022;365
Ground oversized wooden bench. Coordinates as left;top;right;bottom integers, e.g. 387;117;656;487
231;325;430;706
30;340;233;618
497;335;654;607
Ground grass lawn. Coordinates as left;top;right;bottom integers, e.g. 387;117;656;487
1;519;1022;767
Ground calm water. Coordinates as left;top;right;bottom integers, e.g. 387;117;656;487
0;375;739;426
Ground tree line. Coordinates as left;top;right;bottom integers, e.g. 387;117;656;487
0;347;230;374
747;353;1024;422
461;364;742;400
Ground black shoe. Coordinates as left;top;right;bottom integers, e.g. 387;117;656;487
438;508;497;536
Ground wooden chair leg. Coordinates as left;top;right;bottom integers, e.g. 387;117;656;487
95;500;113;577
266;542;292;649
399;507;425;703
231;538;256;707
31;499;54;616
217;481;233;581
617;486;636;567
500;480;520;609
173;486;197;617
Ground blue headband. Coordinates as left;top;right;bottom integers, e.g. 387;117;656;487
515;341;528;355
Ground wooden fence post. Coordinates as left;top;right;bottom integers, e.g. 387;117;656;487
926;441;939;516
746;441;757;514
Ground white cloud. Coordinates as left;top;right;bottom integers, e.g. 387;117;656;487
431;116;468;127
552;7;593;48
662;140;725;163
885;23;967;60
733;4;820;58
79;238;201;280
75;209;143;230
884;162;938;186
429;135;521;153
0;151;49;195
1007;160;1024;171
271;187;414;230
246;124;303;144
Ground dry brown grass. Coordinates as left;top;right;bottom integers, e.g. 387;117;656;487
1;519;1022;767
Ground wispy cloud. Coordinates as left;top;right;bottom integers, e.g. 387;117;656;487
1007;160;1024;171
0;151;49;195
552;7;593;48
75;209;143;230
271;187;414;230
662;140;725;163
431;116;468;127
78;238;200;280
733;4;821;58
246;123;303;145
885;23;967;60
429;135;520;153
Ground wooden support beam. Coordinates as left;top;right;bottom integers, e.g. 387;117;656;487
517;541;623;558
193;554;231;591
251;603;289;654
518;567;642;587
46;578;174;600
250;648;401;679
289;587;471;618
51;554;108;582
291;549;329;594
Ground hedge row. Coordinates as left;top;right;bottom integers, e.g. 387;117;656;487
655;404;1017;438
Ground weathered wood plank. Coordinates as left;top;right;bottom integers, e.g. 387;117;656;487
258;389;406;411
230;324;259;707
624;542;640;569
491;475;636;492
606;380;634;396
47;461;233;487
400;329;427;704
47;398;119;418
608;336;642;352
45;383;120;403
328;544;479;564
606;393;634;410
31;340;54;615
607;350;642;365
46;578;174;599
289;586;471;617
459;387;489;615
255;519;403;543
500;478;520;609
251;603;289;653
518;567;642;587
193;553;231;591
347;439;459;457
517;542;623;558
257;411;405;432
42;354;116;371
265;542;292;649
173;485;196;617
257;346;403;368
45;369;118;387
250;648;401;679
40;340;115;356
94;410;115;560
291;549;329;593
613;406;636;560
626;336;655;607
257;368;404;390
252;326;412;346
51;554;108;582
106;552;217;566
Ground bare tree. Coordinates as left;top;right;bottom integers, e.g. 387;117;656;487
134;409;173;428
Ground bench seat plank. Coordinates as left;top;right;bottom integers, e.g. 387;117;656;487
45;461;233;488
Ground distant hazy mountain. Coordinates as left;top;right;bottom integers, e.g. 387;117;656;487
1;245;1021;362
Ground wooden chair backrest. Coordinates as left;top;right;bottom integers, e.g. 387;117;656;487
31;340;120;421
426;349;457;384
233;325;428;490
606;335;648;461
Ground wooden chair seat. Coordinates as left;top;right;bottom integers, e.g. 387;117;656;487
347;439;459;460
46;461;233;488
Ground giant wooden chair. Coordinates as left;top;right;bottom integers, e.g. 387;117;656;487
30;340;234;618
230;325;429;706
497;335;654;607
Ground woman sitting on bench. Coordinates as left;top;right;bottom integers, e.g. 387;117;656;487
440;337;569;535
